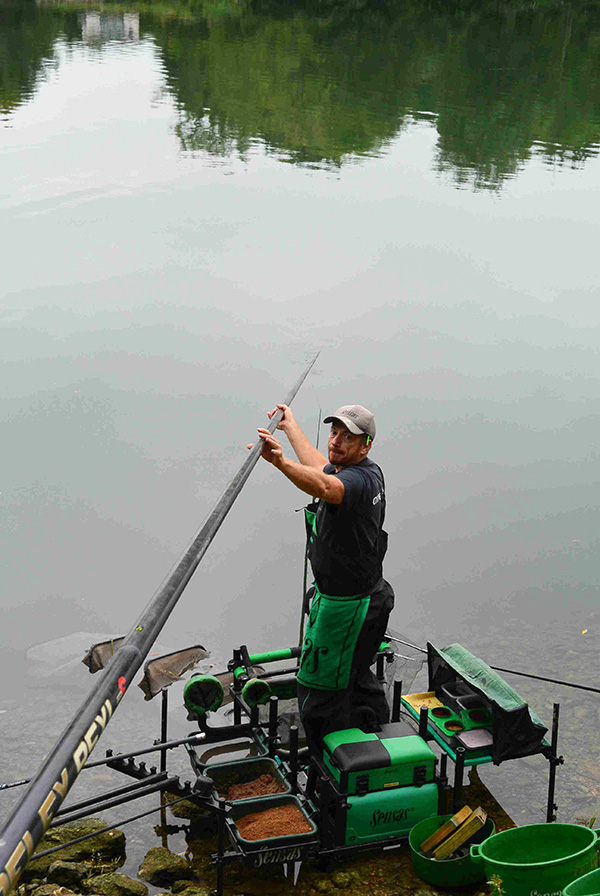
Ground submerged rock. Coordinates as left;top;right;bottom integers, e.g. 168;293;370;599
85;873;148;896
24;820;125;880
137;847;191;885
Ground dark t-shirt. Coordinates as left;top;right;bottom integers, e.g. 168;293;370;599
308;457;387;597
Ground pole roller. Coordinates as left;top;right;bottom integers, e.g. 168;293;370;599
0;352;320;896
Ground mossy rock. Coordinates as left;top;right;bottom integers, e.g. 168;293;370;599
332;871;356;889
84;872;148;896
170;882;203;894
47;861;89;888
23;820;125;881
170;889;210;896
164;797;212;821
30;887;76;896
137;847;191;886
314;881;336;893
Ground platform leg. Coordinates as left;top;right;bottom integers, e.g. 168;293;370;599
546;702;563;823
453;746;465;812
438;753;448;814
215;797;226;896
306;763;318;799
392;679;402;723
418;705;429;740
319;773;334;851
233;693;242;726
268;695;279;758
160;690;168;774
440;753;448;782
289;725;299;794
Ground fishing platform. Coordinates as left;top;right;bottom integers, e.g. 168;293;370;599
70;633;563;895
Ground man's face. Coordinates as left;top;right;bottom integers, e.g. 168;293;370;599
328;422;368;469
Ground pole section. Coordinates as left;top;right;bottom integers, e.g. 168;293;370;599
0;353;319;896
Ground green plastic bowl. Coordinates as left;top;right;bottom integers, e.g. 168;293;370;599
470;824;599;896
563;867;600;895
409;813;495;887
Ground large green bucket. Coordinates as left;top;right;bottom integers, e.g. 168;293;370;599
470;824;600;896
563;867;600;895
409;813;495;887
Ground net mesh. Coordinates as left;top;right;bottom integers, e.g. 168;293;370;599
383;629;427;697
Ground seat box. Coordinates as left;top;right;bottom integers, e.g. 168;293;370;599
343;782;439;845
322;726;437;796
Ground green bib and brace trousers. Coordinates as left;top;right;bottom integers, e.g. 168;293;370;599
297;486;394;756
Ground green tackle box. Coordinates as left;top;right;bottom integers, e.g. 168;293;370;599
322;724;437;796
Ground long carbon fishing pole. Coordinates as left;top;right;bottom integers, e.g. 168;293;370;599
0;353;319;896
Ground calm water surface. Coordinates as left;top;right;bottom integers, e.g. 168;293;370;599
1;0;600;861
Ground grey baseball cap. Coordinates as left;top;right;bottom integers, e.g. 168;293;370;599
323;405;376;440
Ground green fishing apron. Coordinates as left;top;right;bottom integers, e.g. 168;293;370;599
298;505;371;691
297;584;371;690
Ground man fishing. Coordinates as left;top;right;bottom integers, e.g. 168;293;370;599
252;404;394;754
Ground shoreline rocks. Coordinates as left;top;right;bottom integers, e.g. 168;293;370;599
23;820;125;882
137;847;192;887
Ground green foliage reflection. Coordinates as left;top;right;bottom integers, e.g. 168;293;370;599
151;0;600;186
8;0;600;189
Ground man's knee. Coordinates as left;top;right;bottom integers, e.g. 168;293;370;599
298;685;351;748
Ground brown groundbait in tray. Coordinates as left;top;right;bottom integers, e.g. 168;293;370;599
220;773;286;802
236;803;312;841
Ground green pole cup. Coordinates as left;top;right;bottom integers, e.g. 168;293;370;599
242;678;272;707
184;674;224;716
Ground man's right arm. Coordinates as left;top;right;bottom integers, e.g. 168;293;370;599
269;404;328;468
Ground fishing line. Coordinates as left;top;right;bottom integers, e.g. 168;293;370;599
489;666;600;695
384;633;600;695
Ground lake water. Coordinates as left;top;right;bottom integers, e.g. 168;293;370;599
1;0;600;866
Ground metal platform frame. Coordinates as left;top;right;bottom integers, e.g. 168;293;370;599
40;642;562;896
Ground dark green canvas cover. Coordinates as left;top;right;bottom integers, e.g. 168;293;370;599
428;642;548;764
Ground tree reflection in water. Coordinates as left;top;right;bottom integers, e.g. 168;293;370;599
4;0;600;189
